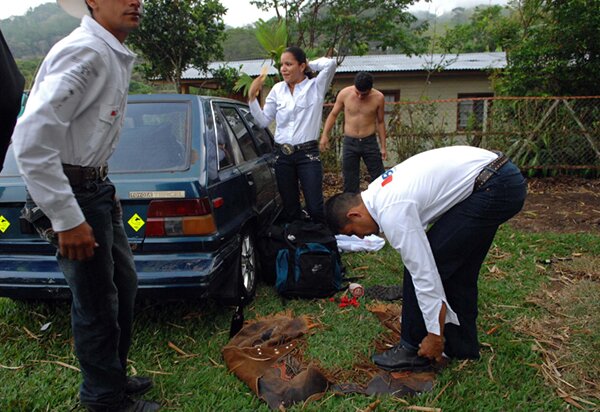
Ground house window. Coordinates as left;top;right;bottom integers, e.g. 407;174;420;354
457;93;493;131
382;90;400;124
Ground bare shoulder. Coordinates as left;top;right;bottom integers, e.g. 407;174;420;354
337;86;354;99
372;88;385;99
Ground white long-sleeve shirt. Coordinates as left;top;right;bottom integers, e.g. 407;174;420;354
12;15;135;232
249;57;336;145
361;146;498;335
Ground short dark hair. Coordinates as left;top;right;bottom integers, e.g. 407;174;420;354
325;192;362;233
354;72;373;92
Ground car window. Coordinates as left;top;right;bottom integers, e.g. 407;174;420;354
220;107;259;161
213;109;237;169
238;107;273;155
109;102;189;172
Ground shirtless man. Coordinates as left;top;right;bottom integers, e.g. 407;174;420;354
320;71;387;193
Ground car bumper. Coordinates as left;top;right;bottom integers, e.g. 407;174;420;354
0;237;239;300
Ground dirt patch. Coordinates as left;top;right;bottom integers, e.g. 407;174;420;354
509;177;600;233
514;256;600;409
324;173;600;234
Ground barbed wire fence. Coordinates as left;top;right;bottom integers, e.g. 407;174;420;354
321;96;600;176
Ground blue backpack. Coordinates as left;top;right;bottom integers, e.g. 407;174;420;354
274;222;344;299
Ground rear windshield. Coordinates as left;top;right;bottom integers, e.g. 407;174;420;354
0;101;191;176
109;101;190;172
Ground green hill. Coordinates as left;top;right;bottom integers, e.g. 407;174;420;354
1;3;79;59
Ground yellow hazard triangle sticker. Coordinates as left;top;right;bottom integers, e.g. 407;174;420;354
128;213;145;232
0;215;10;233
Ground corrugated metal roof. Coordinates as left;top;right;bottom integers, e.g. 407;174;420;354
182;52;506;80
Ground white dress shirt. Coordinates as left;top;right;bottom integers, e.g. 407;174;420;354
12;15;135;232
361;146;498;335
249;57;336;145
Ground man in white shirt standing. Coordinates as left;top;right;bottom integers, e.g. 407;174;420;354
12;1;159;410
325;146;526;370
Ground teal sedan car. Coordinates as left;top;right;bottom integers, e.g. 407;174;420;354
0;94;281;303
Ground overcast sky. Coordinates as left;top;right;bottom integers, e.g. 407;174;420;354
0;0;509;25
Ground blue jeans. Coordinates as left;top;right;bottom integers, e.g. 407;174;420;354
342;135;385;193
49;180;137;407
274;145;325;222
400;161;526;359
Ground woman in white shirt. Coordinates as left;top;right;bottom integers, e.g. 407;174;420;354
249;46;336;223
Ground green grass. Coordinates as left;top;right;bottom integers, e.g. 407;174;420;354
1;226;598;411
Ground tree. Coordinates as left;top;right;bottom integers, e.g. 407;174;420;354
222;26;264;60
209;64;242;97
449;7;469;25
128;0;226;93
233;18;288;97
15;58;42;90
2;3;78;59
497;0;600;96
440;5;519;53
249;0;427;62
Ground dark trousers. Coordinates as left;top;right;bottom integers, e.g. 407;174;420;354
274;145;325;223
400;161;526;359
0;29;25;172
56;181;138;407
342;135;385;193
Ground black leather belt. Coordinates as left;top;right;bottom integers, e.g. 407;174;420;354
344;133;376;140
62;163;109;186
473;151;509;191
275;140;318;155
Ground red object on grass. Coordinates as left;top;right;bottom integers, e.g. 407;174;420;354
337;295;360;308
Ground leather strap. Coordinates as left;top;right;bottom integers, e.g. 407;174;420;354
62;164;109;186
473;152;509;191
275;140;318;155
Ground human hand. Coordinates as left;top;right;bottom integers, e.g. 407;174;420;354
57;222;98;261
381;148;387;161
319;135;330;151
417;333;444;362
249;66;268;101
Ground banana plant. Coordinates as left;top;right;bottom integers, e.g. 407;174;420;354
234;19;287;97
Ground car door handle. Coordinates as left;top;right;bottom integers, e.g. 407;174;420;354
245;172;254;186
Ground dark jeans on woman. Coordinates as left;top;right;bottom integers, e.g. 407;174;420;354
274;144;325;223
400;161;526;359
342;135;385;193
28;180;138;408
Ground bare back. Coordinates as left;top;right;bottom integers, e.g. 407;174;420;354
339;86;385;138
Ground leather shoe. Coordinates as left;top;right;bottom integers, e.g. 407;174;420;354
126;376;153;396
85;397;160;412
371;343;433;371
121;398;160;412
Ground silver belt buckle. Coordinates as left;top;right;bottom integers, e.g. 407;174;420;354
281;143;294;155
98;165;109;181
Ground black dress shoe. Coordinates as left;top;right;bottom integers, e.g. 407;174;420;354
85;397;160;412
126;376;153;396
371;344;433;371
121;398;161;412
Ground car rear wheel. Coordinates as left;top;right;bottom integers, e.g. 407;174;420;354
239;230;257;300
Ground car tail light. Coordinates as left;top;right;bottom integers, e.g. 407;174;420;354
145;198;217;237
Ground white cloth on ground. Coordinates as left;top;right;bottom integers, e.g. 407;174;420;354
335;234;385;253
